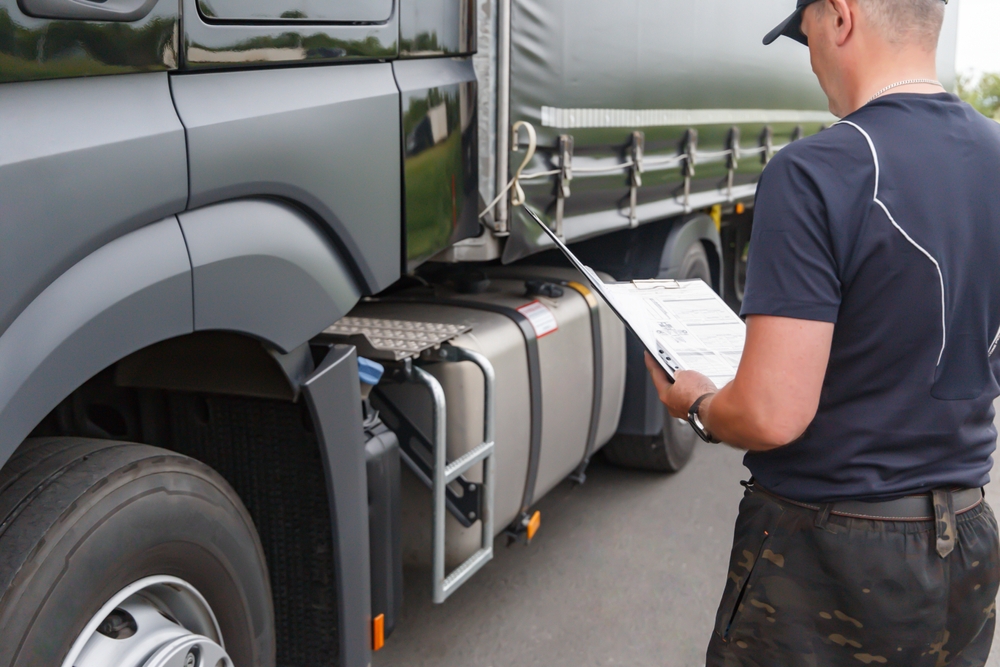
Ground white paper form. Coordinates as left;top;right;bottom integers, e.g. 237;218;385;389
520;205;745;384
604;281;745;386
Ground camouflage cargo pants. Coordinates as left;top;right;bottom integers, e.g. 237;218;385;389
707;482;1000;667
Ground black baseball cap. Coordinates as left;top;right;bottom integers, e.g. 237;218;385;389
765;0;949;46
763;0;820;46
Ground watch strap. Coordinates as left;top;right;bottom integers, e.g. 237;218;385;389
687;392;719;443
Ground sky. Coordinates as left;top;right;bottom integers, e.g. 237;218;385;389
955;0;1000;78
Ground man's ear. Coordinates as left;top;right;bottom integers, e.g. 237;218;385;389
829;0;855;47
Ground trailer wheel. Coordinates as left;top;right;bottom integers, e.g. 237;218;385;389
602;241;711;473
602;415;697;473
0;437;275;667
674;240;713;287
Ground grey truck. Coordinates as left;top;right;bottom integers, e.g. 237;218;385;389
0;0;959;665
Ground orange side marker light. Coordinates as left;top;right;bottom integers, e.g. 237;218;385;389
373;614;385;651
526;510;541;541
735;202;746;215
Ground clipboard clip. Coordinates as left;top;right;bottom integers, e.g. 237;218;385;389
631;279;682;290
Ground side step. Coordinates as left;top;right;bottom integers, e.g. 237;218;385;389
322;318;496;602
410;346;496;603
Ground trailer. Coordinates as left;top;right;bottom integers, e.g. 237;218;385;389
0;0;960;665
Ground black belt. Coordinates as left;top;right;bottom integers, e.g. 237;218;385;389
750;482;984;558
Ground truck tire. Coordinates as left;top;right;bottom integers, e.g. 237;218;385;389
0;437;275;667
602;416;697;473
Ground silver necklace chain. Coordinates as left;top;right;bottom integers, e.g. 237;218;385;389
868;79;944;103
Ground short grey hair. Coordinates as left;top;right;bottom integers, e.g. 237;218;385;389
858;0;946;49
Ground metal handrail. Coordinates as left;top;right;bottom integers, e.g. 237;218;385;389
411;345;497;603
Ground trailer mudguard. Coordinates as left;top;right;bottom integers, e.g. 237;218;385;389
178;199;362;354
302;344;372;667
0;217;193;468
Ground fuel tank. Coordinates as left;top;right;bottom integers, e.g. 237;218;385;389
354;269;625;567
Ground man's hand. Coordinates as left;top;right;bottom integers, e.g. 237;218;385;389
644;315;835;451
644;352;718;419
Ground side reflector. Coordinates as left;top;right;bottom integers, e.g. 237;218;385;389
373;614;385;651
735;202;746;215
526;510;541;541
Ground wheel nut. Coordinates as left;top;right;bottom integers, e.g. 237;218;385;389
184;651;197;667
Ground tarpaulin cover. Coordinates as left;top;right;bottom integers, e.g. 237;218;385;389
501;0;958;263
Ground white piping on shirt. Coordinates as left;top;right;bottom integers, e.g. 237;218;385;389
989;324;1000;357
836;120;947;366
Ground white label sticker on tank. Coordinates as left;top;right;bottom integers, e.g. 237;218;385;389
517;301;559;338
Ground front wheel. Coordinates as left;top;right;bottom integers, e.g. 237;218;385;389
0;437;275;667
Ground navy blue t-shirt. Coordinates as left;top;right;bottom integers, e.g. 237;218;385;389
740;93;1000;502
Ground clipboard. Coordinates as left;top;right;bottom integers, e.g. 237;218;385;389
520;205;745;385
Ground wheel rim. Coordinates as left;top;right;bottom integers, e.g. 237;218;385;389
62;576;231;667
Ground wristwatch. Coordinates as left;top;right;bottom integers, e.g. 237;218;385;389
687;393;719;443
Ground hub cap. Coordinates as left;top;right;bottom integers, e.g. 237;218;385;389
62;576;232;667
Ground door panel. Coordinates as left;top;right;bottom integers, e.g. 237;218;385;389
0;0;178;83
197;0;392;23
181;0;397;69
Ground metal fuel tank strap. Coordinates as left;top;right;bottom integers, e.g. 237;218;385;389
488;275;604;484
564;281;603;483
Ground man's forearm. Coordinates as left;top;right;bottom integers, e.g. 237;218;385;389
701;379;806;452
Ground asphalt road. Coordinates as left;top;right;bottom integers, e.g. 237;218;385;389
374;410;1000;667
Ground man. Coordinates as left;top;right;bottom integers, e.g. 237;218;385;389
646;0;1000;664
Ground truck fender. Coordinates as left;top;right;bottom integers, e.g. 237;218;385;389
0;217;193;468
302;344;372;667
178;198;362;354
658;213;723;286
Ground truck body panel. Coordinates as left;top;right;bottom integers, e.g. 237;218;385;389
0;217;193;465
170;63;403;293
399;0;475;57
179;199;362;353
0;72;187;336
394;57;480;269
